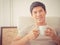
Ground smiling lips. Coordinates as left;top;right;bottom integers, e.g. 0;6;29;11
36;17;43;20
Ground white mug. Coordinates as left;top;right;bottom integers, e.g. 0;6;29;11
39;25;47;36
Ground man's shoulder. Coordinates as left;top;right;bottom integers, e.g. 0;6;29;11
18;24;35;37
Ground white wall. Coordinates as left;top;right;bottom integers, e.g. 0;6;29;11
0;0;60;26
0;0;13;26
0;0;10;26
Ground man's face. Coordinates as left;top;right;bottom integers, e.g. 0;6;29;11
31;6;46;23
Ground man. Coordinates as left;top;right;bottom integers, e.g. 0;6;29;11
11;1;60;45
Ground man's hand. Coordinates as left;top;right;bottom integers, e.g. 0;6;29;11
45;28;56;38
45;27;60;45
27;29;40;40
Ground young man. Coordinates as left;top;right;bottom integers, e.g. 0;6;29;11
11;1;60;45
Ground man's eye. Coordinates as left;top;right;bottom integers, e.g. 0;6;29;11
34;12;37;14
39;10;42;12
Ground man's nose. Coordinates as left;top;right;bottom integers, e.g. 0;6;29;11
37;12;41;16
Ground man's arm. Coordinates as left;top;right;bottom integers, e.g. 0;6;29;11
45;28;60;45
11;35;29;45
11;30;39;45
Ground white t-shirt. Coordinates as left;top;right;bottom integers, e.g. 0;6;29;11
18;24;59;45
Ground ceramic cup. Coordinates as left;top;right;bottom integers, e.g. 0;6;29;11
39;25;47;36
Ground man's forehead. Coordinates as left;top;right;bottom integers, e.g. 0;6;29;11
32;6;44;11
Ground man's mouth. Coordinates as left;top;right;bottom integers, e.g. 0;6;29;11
36;17;42;20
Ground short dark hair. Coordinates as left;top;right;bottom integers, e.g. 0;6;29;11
30;1;46;13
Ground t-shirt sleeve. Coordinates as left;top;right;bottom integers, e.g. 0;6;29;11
17;25;33;38
17;26;28;38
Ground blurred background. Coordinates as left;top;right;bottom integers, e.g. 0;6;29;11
0;0;60;45
0;0;60;27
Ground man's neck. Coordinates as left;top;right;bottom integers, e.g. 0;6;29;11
35;22;47;26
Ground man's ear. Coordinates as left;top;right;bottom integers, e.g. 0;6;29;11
31;13;33;17
45;11;47;16
45;11;47;14
31;14;34;19
31;15;33;18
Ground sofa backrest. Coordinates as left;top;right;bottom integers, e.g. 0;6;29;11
18;16;60;30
